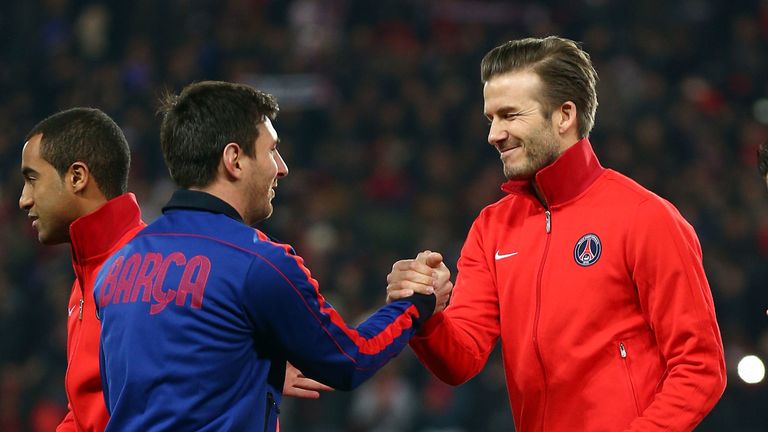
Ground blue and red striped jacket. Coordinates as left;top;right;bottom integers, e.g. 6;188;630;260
94;190;435;431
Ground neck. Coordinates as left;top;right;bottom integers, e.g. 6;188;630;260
77;191;111;218
190;183;245;221
531;182;547;207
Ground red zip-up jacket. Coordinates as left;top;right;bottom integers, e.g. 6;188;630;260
411;139;726;431
57;193;145;432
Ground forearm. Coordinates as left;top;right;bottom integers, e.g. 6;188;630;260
409;312;494;385
285;294;437;391
625;360;726;431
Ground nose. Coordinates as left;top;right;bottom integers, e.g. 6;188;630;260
275;150;289;178
19;184;32;211
487;118;508;147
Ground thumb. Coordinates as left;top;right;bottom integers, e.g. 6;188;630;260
424;252;444;268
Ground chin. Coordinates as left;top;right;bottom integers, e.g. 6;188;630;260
504;168;535;181
38;233;63;245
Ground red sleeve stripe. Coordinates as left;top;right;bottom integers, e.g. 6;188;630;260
256;236;420;356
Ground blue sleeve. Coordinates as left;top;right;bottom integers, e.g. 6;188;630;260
243;245;435;390
99;342;111;414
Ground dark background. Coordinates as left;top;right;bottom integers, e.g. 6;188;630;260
1;1;767;430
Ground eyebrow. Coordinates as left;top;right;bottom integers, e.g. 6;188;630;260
484;105;520;117
21;167;38;177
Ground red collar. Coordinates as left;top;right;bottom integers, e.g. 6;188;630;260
69;193;144;264
500;138;605;207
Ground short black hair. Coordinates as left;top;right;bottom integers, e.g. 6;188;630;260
25;107;130;198
158;81;279;188
759;141;768;178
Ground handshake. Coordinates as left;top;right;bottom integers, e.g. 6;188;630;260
386;250;454;315
284;250;453;399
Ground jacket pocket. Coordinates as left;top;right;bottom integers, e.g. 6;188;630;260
618;341;642;416
263;392;280;432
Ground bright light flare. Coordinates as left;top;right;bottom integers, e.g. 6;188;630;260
737;355;765;384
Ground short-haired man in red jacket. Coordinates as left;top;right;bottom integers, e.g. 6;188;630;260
388;36;726;431
19;107;146;431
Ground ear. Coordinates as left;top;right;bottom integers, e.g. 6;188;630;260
553;101;578;136
67;162;91;194
221;142;244;180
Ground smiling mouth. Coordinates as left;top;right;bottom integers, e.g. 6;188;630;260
499;145;521;155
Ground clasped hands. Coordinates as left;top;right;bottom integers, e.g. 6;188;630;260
386;250;454;314
284;250;452;399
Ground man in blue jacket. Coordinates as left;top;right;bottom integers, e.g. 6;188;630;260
93;81;451;431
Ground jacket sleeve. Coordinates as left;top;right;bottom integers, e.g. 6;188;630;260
409;216;501;385
624;198;726;431
242;243;436;391
55;407;76;432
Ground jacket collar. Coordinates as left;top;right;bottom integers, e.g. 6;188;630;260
162;189;243;223
501;138;605;207
69;193;143;263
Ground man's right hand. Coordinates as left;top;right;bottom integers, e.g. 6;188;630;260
387;250;453;314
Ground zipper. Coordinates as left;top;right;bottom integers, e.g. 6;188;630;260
264;392;279;432
67;259;87;424
532;208;552;429
619;342;642;416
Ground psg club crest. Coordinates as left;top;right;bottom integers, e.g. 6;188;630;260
574;233;602;267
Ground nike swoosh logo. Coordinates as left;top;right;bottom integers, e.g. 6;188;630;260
68;305;76;317
495;251;519;260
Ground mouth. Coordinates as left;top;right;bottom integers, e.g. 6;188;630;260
498;144;522;157
29;216;39;229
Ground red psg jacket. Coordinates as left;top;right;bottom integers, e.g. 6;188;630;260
411;139;726;431
57;193;145;432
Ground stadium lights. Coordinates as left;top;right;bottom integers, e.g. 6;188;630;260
737;355;765;384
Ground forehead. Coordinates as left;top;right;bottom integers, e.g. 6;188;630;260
21;133;44;164
483;70;543;113
256;118;278;146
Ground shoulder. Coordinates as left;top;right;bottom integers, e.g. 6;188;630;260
599;170;661;203
475;193;519;221
601;173;699;245
599;170;687;218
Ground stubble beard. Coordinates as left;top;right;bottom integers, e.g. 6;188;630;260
503;127;561;180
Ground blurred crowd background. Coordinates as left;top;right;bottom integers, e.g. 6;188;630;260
1;0;768;430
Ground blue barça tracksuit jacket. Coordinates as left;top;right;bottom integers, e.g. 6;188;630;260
94;190;436;431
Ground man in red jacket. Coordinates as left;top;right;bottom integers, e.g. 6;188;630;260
19;108;146;431
388;36;726;431
19;108;331;431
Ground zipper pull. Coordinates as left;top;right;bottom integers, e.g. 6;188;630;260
619;342;627;358
545;210;551;233
78;298;84;320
